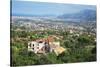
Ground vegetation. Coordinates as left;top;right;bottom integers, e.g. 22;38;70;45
11;29;96;66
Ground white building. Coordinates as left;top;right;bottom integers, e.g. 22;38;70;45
28;37;65;55
28;41;47;54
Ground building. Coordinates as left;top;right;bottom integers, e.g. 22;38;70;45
28;35;66;55
28;41;47;54
54;47;66;56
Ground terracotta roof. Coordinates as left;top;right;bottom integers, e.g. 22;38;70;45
34;36;55;43
54;47;66;56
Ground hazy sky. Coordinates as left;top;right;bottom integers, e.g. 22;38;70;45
12;0;96;16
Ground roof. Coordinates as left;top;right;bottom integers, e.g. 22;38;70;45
54;47;66;56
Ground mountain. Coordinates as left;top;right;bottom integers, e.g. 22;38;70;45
58;9;96;21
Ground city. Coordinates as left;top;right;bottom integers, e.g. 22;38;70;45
11;1;96;66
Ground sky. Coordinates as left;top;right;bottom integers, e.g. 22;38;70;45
11;0;96;16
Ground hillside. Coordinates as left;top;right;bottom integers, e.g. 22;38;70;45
58;9;96;21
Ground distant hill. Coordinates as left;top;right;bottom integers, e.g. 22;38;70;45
58;9;96;21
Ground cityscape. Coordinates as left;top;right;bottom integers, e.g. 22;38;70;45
11;0;96;66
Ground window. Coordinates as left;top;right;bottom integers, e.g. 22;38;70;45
33;44;34;47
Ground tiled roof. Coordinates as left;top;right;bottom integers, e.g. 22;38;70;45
54;47;66;56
